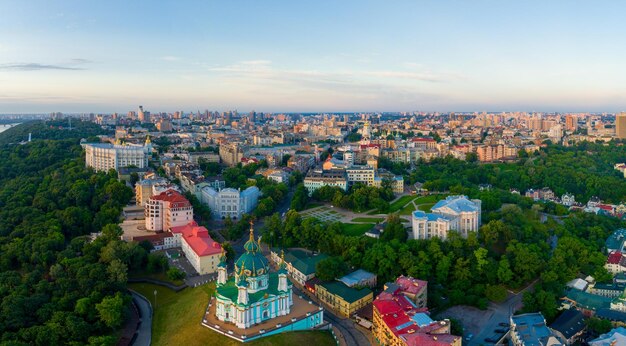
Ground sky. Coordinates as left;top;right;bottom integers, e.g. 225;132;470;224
1;0;626;113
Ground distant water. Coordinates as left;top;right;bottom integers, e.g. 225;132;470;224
0;124;19;133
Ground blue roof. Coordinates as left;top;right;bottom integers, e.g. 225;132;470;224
411;313;434;327
338;269;376;287
412;210;453;222
511;313;553;346
606;228;626;252
395;321;415;331
432;195;480;213
589;327;626;345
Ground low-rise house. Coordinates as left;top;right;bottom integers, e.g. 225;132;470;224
605;252;626;275
372;276;460;346
170;221;222;275
510;312;565;345
270;249;328;286
549;309;586;345
338;269;377;288
588;327;626;346
607;229;626;254
315;281;373;318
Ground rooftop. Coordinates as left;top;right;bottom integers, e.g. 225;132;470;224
150;189;191;208
511;313;556;346
338;269;376;287
431;195;480;213
170;221;222;257
317;281;372;303
549;309;585;340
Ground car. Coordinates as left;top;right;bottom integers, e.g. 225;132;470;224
498;322;510;327
495;329;508;333
465;333;473;341
485;338;497;343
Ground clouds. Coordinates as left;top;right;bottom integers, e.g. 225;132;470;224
0;59;92;71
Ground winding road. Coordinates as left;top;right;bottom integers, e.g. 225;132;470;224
130;290;153;346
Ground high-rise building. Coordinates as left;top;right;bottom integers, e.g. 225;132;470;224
138;105;151;123
565;115;578;132
616;112;626;139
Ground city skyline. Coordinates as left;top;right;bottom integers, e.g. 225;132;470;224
2;1;626;113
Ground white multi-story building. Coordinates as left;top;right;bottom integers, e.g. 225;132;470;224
303;169;348;195
82;138;152;172
346;165;375;186
201;186;260;219
412;195;481;240
145;189;194;232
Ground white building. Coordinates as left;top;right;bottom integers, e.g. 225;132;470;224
82;138;152;172
412;195;481;240
562;193;576;207
303;169;348;195
170;221;222;275
346;165;375;186
201;186;260;220
145;189;194;231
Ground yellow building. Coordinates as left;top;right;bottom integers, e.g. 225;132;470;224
315;281;372;318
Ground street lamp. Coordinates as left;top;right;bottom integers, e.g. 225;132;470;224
154;289;157;309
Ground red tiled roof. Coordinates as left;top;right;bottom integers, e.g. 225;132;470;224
395;275;427;296
401;333;461;346
599;204;615;211
170;222;222;257
150;189;191;208
608;251;623;264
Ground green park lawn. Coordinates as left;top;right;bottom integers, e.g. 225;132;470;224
129;269;184;286
129;282;336;346
418;203;435;212
351;217;384;223
339;223;375;236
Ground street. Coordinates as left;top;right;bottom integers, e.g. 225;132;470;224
130;290;152;346
468;280;536;346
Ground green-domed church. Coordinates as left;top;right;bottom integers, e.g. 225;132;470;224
214;223;292;329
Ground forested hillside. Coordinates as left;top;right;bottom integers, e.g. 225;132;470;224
0;119;110;146
0;124;141;345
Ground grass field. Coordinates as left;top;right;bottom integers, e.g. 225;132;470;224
129;283;335;346
351;217;384;223
303;202;322;210
129;270;184;286
418;203;435;212
339;223;374;236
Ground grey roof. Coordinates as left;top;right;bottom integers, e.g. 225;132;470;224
431;195;480;213
550;309;585;340
339;269;376;287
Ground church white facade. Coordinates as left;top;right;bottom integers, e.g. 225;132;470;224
201;186;259;220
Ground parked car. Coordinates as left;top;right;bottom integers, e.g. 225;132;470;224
495;329;508;333
465;333;473;341
498;322;510;327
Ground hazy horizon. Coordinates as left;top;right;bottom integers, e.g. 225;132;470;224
2;1;626;113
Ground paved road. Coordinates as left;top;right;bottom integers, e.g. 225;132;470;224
130;290;153;346
291;285;371;346
468;281;536;346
